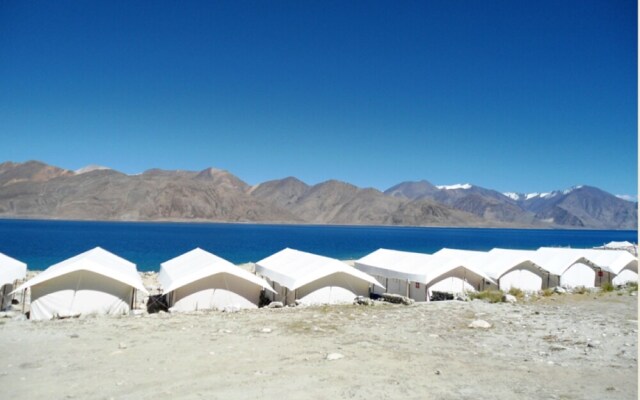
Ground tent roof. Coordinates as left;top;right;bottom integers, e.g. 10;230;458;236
427;249;495;285
355;248;433;283
566;249;637;275
255;248;383;291
159;248;274;293
356;248;495;285
14;247;147;294
533;247;610;276
0;252;27;286
483;248;550;279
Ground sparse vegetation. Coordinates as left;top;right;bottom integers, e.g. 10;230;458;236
600;282;614;292
469;290;504;303
573;286;588;295
508;287;524;300
541;288;554;297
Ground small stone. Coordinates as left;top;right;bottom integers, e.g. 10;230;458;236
553;287;566;294
267;302;284;309
118;343;127;350
353;296;374;306
503;294;517;303
326;353;344;361
260;328;272;333
434;370;441;375
549;345;567;351
468;320;492;329
587;340;601;348
69;333;79;339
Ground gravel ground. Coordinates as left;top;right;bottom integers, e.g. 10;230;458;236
0;289;637;400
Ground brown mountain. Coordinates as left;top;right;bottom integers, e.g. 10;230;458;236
250;178;488;226
0;161;635;229
0;160;74;187
0;164;298;223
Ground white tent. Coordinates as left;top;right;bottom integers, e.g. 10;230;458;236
255;248;383;305
572;249;637;285
14;247;148;320
427;249;495;295
482;248;553;291
533;248;613;288
0;252;27;287
0;252;27;310
597;241;635;249
159;248;275;312
355;248;494;301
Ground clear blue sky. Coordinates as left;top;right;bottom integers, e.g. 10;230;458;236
1;0;637;197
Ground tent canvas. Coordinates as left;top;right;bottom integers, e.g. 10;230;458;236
255;248;382;305
533;248;613;288
0;252;27;310
426;249;495;297
355;248;495;301
0;252;27;287
159;248;274;312
483;248;554;291
569;249;637;286
14;247;147;320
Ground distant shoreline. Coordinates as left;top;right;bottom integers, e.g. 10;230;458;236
0;216;636;232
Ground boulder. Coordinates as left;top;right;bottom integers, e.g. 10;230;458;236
267;301;284;309
468;320;492;329
353;296;374;306
503;294;517;303
553;287;566;294
326;353;344;361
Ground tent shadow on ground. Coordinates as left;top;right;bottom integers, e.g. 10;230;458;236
146;294;168;313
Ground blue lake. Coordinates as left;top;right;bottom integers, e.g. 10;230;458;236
0;219;636;271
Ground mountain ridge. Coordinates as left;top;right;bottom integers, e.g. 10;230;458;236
0;161;635;229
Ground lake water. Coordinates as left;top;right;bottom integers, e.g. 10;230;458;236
0;219;636;271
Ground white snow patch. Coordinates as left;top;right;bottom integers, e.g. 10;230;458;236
436;183;472;190
503;192;521;201
562;185;583;195
75;165;111;174
616;194;638;202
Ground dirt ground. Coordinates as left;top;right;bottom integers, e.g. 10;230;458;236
0;288;637;400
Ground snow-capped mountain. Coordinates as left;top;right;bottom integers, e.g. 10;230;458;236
75;165;111;175
502;186;585;201
385;180;636;229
